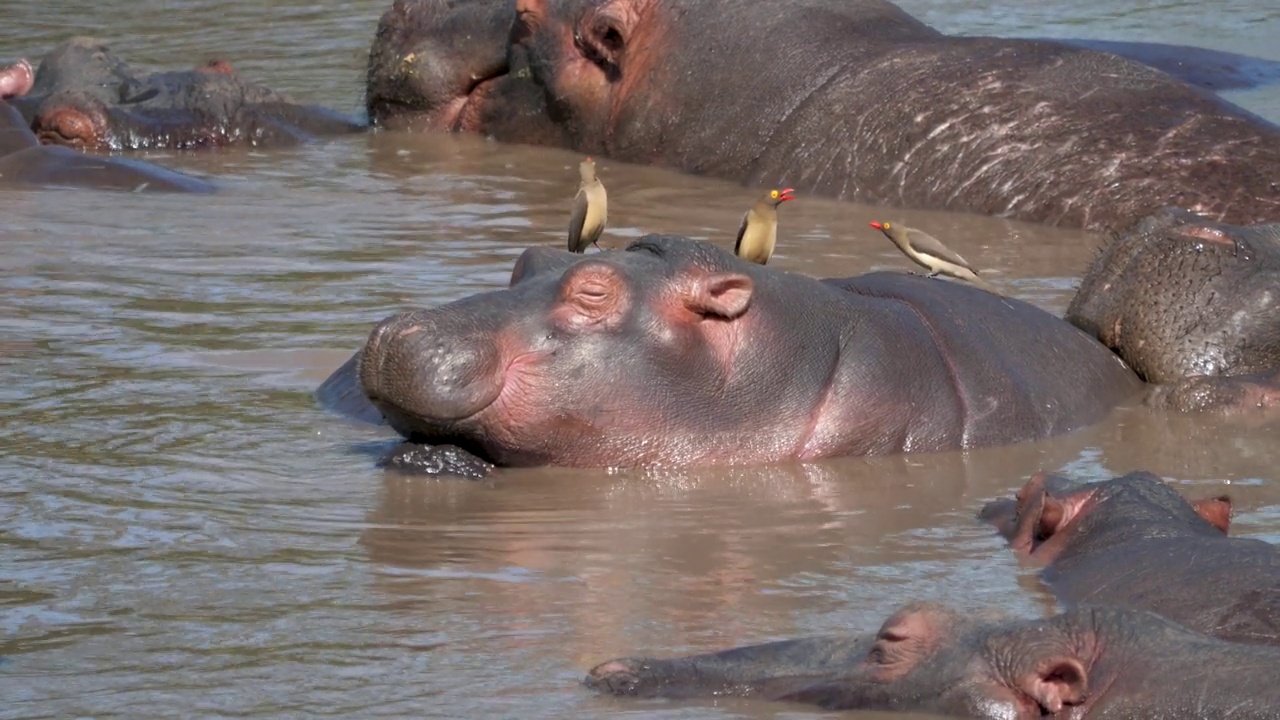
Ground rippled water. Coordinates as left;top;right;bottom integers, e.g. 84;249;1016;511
3;2;1279;718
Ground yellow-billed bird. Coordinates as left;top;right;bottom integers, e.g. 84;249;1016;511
734;187;794;265
567;157;608;253
870;221;997;292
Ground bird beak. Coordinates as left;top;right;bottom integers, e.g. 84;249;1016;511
869;222;885;230
778;188;796;202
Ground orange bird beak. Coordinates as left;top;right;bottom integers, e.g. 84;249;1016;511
869;221;886;230
778;187;796;202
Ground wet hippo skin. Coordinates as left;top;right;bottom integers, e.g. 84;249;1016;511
981;470;1280;646
9;37;365;152
0;97;215;193
585;602;1280;718
1068;208;1280;413
365;0;1280;232
318;235;1142;469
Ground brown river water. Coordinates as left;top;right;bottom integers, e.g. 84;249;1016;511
3;1;1279;718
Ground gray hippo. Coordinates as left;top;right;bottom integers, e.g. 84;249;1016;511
365;0;1280;231
0;60;214;193
7;37;364;152
1068;208;1280;412
584;602;1280;718
981;471;1280;647
318;234;1142;469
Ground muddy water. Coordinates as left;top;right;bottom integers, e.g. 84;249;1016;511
2;1;1279;718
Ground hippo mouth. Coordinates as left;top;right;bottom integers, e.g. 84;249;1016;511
33;106;109;150
443;69;506;132
371;66;508;133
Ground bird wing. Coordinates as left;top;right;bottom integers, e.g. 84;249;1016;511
567;188;588;249
733;211;751;255
909;230;972;269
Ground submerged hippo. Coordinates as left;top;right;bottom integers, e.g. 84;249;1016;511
585;602;1280;718
980;471;1280;646
1067;208;1280;412
8;37;364;151
366;0;1280;231
318;234;1141;469
0;61;214;193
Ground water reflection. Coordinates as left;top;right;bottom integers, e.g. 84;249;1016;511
2;1;1278;717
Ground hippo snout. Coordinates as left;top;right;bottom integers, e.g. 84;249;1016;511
357;310;506;438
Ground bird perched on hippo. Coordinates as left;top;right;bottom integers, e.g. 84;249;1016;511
566;156;608;253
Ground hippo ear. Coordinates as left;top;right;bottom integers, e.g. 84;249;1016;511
1019;656;1088;714
1036;496;1068;540
684;273;753;320
1192;495;1233;534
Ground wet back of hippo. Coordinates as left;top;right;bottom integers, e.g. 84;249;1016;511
826;273;1143;448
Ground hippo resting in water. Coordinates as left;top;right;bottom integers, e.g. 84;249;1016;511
1068;208;1280;412
0;61;213;193
318;235;1142;468
366;0;1280;232
6;37;364;151
981;471;1280;647
584;602;1280;718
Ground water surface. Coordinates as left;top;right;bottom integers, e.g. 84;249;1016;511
2;2;1279;718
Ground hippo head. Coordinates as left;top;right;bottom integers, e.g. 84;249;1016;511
1066;208;1280;384
778;603;1092;717
365;0;936;157
988;471;1233;563
356;235;846;468
590;602;1096;718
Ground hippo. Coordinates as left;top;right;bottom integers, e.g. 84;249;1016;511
585;602;1280;718
318;234;1142;469
980;471;1280;646
1066;208;1280;413
0;62;214;193
365;0;1280;232
7;37;365;151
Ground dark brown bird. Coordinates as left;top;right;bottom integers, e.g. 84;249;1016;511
869;221;996;291
734;187;795;265
567;157;608;253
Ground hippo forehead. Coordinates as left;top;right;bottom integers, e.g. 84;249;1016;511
514;234;754;286
1080;472;1211;528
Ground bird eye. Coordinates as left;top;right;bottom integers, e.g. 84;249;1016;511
770;190;779;199
884;222;892;229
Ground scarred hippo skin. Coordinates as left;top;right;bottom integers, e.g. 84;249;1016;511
0;96;215;194
980;471;1280;646
10;37;364;151
1065;208;1280;413
319;235;1142;468
584;602;1280;718
366;0;1280;231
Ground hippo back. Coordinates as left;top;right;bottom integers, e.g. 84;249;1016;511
826;272;1143;447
